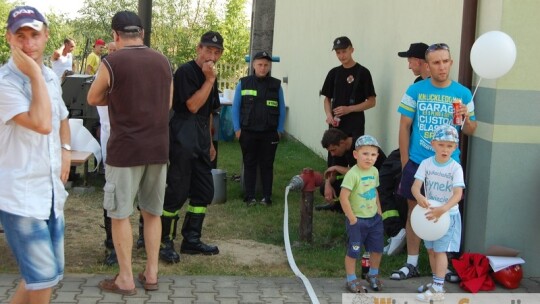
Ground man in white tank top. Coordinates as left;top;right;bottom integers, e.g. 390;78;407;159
51;38;75;79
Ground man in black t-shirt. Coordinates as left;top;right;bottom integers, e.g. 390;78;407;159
321;36;376;140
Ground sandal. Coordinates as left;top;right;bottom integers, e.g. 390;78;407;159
346;279;368;293
99;275;137;296
417;282;432;293
366;274;383;291
138;272;159;291
390;263;420;280
445;270;460;283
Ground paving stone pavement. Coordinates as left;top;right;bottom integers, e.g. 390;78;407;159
0;274;538;303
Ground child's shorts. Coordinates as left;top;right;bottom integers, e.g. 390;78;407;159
424;212;461;252
345;214;384;259
0;209;64;290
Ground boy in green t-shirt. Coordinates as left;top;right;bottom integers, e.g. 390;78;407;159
340;135;384;293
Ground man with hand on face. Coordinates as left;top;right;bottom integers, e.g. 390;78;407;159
0;6;71;303
232;51;286;206
158;31;223;263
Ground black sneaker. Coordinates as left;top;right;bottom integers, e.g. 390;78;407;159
245;198;257;206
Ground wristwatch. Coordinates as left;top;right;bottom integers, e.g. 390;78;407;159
61;143;72;151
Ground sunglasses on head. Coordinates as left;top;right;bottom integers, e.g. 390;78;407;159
426;43;450;56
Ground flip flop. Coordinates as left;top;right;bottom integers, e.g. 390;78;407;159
138;272;159;291
99;275;137;296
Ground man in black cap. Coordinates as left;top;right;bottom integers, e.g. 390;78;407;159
398;42;430;83
317;36;377;211
231;51;286;206
88;10;172;294
158;31;223;263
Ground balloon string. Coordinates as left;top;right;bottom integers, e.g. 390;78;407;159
462;77;482;128
471;77;482;101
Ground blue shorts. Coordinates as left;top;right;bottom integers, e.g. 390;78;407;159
424;212;462;252
345;214;384;259
397;160;423;200
0;209;64;290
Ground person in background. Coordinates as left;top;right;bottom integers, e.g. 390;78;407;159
0;6;71;303
381;42;431;257
85;38;105;75
318;36;377;211
51;37;75;79
96;41;118;266
412;124;464;302
398;42;430;83
392;43;477;281
87;10;172;295
157;31;223;264
232;51;286;206
340;135;384;293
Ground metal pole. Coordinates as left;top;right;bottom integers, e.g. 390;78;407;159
299;191;314;243
138;0;152;47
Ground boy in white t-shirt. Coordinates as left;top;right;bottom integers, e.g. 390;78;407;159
412;124;465;302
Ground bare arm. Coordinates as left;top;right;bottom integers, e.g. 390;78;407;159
51;49;61;61
59;119;71;183
333;96;376;117
339;188;357;224
10;46;51;134
87;64;110;106
412;179;428;208
169;80;174;109
323;96;334;125
398;115;413;168
461;103;477;136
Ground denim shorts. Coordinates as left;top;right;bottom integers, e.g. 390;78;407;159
424;212;462;252
345;214;384;259
397;160;423;200
0;209;64;290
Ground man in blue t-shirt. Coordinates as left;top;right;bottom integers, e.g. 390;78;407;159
391;43;477;281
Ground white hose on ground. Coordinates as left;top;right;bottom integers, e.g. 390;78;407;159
283;186;320;304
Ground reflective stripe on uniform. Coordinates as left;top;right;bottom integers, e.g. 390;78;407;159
266;100;278;107
162;209;180;218
241;89;257;96
382;209;400;220
187;205;207;214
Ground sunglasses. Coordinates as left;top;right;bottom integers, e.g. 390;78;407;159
426;43;450;56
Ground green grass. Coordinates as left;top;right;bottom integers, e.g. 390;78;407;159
0;135;430;278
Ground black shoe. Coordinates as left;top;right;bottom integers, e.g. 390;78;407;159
245;198;257;207
180;240;219;255
315;202;343;212
159;241;180;263
136;234;145;249
104;248;118;266
260;197;272;206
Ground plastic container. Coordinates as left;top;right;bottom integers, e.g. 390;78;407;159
211;169;227;204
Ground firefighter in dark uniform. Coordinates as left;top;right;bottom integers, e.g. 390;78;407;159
232;51;286;206
158;31;223;263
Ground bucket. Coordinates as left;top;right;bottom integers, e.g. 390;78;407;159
211;169;227;204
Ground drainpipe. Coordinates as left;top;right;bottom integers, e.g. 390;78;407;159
458;0;478;172
458;0;478;249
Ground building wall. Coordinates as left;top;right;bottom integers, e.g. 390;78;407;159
271;0;540;276
464;0;540;276
271;0;463;157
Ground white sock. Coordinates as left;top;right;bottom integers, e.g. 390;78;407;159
407;255;419;267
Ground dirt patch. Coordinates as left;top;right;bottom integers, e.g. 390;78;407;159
216;239;287;266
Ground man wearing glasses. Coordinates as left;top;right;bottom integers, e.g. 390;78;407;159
392;44;477;289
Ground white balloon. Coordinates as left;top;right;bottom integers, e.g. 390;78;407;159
470;31;517;79
411;201;451;241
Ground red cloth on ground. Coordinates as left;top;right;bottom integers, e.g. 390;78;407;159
452;252;495;293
